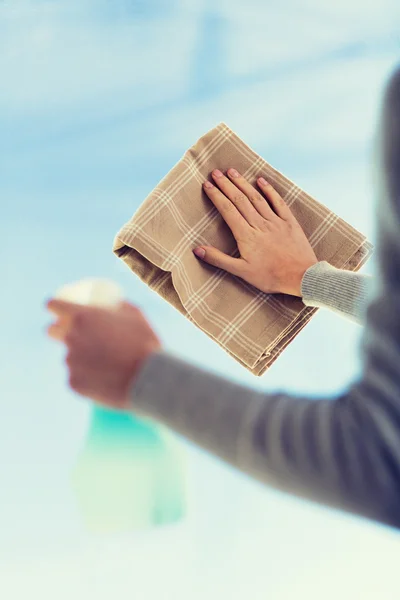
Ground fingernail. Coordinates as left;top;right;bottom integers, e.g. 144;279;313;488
193;247;206;259
203;181;213;189
228;168;240;178
258;177;268;185
212;169;223;178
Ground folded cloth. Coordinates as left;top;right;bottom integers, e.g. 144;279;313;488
113;123;373;376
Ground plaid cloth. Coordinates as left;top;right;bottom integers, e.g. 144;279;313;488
113;123;373;376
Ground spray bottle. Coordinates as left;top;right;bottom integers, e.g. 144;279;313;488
55;278;186;533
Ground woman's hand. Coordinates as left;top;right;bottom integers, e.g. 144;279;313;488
193;168;318;297
46;299;161;409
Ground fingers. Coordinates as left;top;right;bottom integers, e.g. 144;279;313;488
46;299;86;343
47;322;66;341
203;175;251;241
193;246;246;276
256;177;293;221
46;299;86;318
47;316;71;341
225;168;277;221
208;169;266;227
204;169;293;232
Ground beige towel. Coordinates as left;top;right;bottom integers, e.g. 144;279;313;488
113;123;373;376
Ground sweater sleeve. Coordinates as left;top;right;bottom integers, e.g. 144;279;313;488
301;261;373;324
128;67;400;529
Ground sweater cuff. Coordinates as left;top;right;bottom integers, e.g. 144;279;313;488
301;260;371;323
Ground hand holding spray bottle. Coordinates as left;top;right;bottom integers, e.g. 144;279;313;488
55;278;186;533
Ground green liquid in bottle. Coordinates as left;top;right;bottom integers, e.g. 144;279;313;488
71;406;187;533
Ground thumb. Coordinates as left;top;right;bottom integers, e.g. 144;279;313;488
119;300;141;313
193;246;244;276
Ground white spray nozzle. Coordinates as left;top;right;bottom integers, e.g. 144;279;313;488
55;278;123;308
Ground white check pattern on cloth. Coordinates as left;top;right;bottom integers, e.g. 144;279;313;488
114;123;373;373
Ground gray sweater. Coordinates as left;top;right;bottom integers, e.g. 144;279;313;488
129;68;400;529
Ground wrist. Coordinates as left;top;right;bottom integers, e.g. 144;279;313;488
291;259;319;297
121;346;161;410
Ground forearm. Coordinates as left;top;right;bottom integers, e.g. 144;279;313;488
301;261;373;324
130;346;400;528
